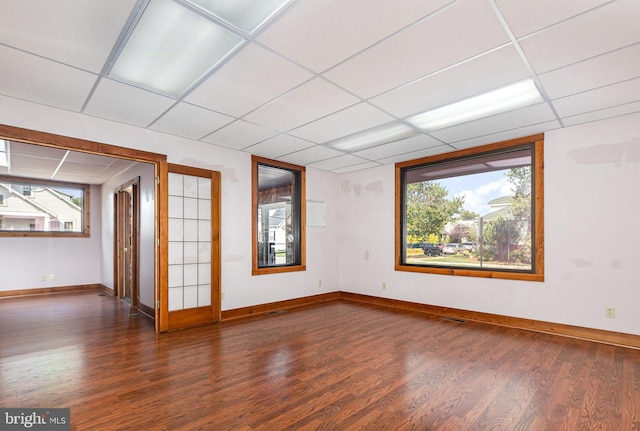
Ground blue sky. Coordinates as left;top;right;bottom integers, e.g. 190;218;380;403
437;169;515;217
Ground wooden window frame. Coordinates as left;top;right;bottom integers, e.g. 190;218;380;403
0;174;90;238
395;134;544;282
252;155;306;275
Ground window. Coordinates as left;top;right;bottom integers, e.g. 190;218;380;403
396;134;544;281
252;156;306;275
0;175;90;237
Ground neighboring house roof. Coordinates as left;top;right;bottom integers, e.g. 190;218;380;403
0;183;58;217
481;206;514;222
481;195;515;221
487;196;513;206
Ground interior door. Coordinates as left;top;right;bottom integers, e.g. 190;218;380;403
115;179;140;312
163;164;221;330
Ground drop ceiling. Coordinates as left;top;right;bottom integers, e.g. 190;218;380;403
0;0;639;179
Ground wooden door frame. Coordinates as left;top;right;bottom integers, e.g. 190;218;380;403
0;124;168;332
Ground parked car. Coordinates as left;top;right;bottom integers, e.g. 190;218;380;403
462;242;477;252
442;243;465;254
422;243;443;256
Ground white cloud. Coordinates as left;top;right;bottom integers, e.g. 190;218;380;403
455;178;513;215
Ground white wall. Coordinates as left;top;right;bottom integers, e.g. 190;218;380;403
0;96;340;310
3;94;638;336
0;183;102;291
338;112;640;336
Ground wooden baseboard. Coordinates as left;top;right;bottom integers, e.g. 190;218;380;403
0;284;106;297
4;286;638;349
339;291;640;350
221;292;340;322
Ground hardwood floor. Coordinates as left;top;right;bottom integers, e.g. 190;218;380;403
1;290;639;430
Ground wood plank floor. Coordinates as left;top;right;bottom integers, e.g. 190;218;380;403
1;290;639;430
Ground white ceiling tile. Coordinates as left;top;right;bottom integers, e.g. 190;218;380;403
539;43;640;100
370;45;530;118
353;134;443;161
449;121;562;150
242;78;360;131
202;120;279;150
519;0;640;74
289;103;395;143
244;134;315;159
377;145;454;165
10;154;61;172
495;0;611;38
561;101;640;128
84;78;176;127
332;161;381;174
551;77;640;118
0;46;97;111
257;0;454;73
184;43;313;117
150;103;235;140
0;0;138;73
277;145;346;165
430;103;558;143
307;154;371;171
323;0;511;99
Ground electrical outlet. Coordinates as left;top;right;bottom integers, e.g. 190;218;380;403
49;274;55;280
605;306;615;318
382;282;387;290
318;279;322;287
41;275;47;282
221;292;226;301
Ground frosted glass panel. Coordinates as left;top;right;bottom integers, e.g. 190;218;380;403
167;172;215;311
168;241;184;265
198;177;211;197
198;284;211;307
168;218;183;241
168;196;184;218
168;286;183;311
184;285;198;309
184;264;198;286
198;242;211;263
183;242;198;264
184;175;198;197
184;219;198;241
168;265;183;288
184;198;198;218
198;199;211;220
168;173;183;196
198;220;211;241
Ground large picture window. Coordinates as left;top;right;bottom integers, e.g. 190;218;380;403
0;175;89;237
252;156;306;275
396;134;544;281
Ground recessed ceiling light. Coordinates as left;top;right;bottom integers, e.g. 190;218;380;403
108;0;243;97
326;123;418;152
407;79;543;132
187;0;291;33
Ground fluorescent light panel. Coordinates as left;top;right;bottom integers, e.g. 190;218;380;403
187;0;290;33
407;79;543;132
108;0;243;97
326;123;418;152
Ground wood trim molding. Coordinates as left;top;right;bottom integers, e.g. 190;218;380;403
339;292;640;350
0;284;108;297
394;134;544;282
221;292;339;322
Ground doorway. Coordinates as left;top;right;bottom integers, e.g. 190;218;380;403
115;178;140;314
